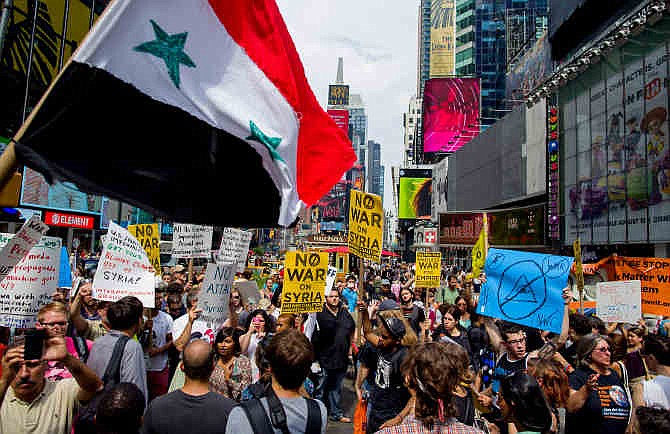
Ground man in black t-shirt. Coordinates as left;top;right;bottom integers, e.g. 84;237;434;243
142;340;234;434
358;300;410;434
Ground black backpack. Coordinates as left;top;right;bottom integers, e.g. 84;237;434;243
240;382;321;434
74;335;130;434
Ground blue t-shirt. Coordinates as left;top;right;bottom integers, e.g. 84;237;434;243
342;287;358;313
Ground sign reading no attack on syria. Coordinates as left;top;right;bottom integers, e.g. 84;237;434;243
281;252;328;314
348;190;383;263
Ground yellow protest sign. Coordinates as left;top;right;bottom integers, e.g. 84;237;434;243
128;224;161;274
348;190;383;263
415;251;441;288
573;238;584;311
471;224;487;277
281;251;328;314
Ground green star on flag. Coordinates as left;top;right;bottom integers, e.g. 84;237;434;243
247;120;284;163
134;20;196;89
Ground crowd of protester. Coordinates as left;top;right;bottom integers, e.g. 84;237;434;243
0;261;669;434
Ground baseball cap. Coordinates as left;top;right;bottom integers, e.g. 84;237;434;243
379;316;406;341
378;299;399;311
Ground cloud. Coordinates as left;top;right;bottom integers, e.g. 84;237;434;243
328;35;393;63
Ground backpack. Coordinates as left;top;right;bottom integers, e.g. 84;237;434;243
74;335;130;434
240;382;322;434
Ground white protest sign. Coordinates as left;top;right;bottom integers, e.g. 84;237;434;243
172;224;213;258
93;222;155;308
0;235;61;328
0;215;49;282
234;280;261;306
596;280;642;324
217;228;252;272
198;263;235;331
325;266;338;295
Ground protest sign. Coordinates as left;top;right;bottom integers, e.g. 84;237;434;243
348;190;383;263
325;266;338;295
281;251;328;314
198;263;235;331
573;238;584;311
127;223;161;274
93;222;156;308
0;214;49;283
217;228;252;272
596;280;641;324
476;248;573;334
58;246;72;288
172;224;213;258
0;235;60;328
609;256;670;316
233;280;261;306
415;252;441;288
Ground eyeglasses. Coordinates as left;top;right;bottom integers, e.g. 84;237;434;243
40;321;67;328
594;346;611;353
231;295;240;299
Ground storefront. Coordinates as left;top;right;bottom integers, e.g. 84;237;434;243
559;15;670;257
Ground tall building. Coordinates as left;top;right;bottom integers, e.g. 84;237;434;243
417;0;432;96
402;96;423;166
455;0;476;76
367;140;384;200
348;94;368;167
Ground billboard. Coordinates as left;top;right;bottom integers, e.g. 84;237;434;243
398;169;432;220
561;34;670;245
423;78;480;154
432;157;448;221
328;85;350;106
21;167;102;215
429;0;455;77
506;33;551;101
327;109;350;135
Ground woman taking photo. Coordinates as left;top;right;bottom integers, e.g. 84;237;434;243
566;333;632;434
239;309;274;382
209;327;252;402
498;371;553;434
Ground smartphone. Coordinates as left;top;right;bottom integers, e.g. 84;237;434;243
24;329;46;361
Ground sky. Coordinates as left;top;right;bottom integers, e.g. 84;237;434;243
276;0;419;212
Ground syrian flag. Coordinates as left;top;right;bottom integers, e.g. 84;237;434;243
12;0;355;227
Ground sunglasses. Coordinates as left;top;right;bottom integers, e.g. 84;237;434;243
593;346;611;353
231;295;240;299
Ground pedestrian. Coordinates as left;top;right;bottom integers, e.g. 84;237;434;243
497;371;553;434
209;327;252;402
70;281;110;340
142;290;174;401
0;336;102;434
226;329;327;433
312;288;356;423
142;340;235;434
86;296;148;403
398;287;425;337
640;334;670;408
95;382;146;434
432;304;472;361
240;309;274;382
376;341;484;434
435;274;460;305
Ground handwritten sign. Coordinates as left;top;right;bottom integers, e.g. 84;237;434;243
93;222;156;308
476;248;574;334
217;228;252;273
415;252;441;288
281;252;328;314
0;235;61;328
348;190;383;263
0;215;49;283
198;263;235;330
609;257;670;316
325;266;338;295
172;224;213;259
127;223;161;274
596;280;641;324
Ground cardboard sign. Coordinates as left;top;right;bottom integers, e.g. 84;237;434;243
127;223;161;274
281;251;328;314
415;251;441;288
172;224;213;258
233;280;261;306
198;263;235;331
0;215;49;283
596;280;642;324
58;246;72;288
0;235;61;328
476;248;574;334
217;228;252;273
325;266;338;295
348;190;383;263
609;256;670;315
93;222;156;308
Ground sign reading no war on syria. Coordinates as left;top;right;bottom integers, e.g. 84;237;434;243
281;251;328;314
476;248;574;334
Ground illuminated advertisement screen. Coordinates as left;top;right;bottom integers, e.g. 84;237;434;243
327;109;349;135
399;169;432;220
423;78;480;154
328;85;350;106
20;167;102;215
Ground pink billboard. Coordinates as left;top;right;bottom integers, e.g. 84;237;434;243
422;78;480;154
327;109;349;135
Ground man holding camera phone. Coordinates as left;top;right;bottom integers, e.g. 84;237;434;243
0;334;102;434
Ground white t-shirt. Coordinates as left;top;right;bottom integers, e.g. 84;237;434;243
144;311;174;371
645;375;670;409
172;314;214;348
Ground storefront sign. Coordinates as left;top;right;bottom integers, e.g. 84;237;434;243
308;233;348;244
44;211;94;229
439;213;485;245
547;106;559;240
